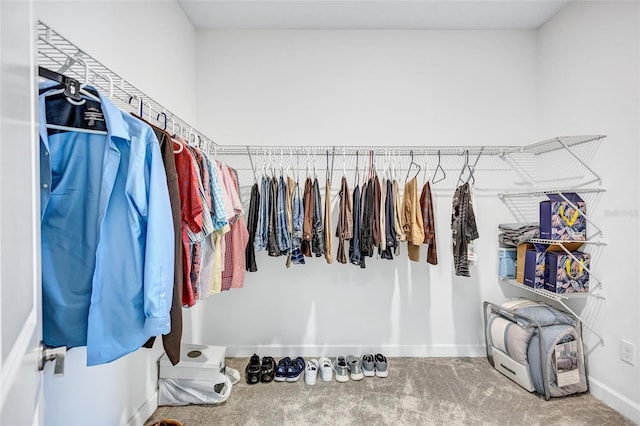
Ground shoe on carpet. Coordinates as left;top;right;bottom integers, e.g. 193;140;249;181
245;354;261;385
361;353;375;377
305;359;319;385
261;356;276;383
319;357;333;382
334;355;349;383
286;356;306;382
149;420;182;426
374;353;388;378
346;355;364;381
275;356;291;382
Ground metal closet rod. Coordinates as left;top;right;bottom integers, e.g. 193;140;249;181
213;145;502;156
211;135;604;156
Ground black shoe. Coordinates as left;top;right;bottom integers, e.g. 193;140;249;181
245;354;261;384
260;356;276;383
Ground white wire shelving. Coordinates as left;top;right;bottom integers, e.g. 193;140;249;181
36;20;216;151
496;134;607;346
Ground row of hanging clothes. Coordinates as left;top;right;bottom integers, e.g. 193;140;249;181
243;148;479;272
37;67;248;367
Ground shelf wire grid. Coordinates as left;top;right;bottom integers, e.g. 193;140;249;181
36;21;216;150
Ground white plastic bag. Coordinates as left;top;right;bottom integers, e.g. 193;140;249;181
158;366;240;406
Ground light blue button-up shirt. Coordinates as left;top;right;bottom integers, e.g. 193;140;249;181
39;82;174;366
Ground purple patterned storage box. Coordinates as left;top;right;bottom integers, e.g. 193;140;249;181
523;248;546;288
539;193;587;241
544;251;591;293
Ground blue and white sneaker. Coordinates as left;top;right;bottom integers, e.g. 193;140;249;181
286;357;306;382
275;357;291;382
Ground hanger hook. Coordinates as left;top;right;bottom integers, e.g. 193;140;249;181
128;94;143;117
157;111;167;130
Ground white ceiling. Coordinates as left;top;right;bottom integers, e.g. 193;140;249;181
178;0;571;30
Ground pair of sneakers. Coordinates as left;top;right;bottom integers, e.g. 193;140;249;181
305;358;334;384
274;356;306;382
245;354;276;384
361;353;388;378
334;355;364;382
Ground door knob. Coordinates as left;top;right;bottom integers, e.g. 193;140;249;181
38;342;66;377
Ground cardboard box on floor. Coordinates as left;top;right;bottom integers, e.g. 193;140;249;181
515;242;583;284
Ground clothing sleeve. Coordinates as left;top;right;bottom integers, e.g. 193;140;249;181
142;138;174;336
175;149;204;235
206;156;229;230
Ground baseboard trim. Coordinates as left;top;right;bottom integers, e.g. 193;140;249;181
224;344;486;358
588;377;640;424
126;390;158;426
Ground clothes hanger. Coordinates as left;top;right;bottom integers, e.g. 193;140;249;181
285;148;294;178
355;150;360;187
405;150;421;182
423;150;431;183
383;149;392;181
170;119;184;154
280;148;285;177
325;148;335;184
268;148;275;177
128;94;144;118
313;148;317;180
370;150;376;179
457;150;476;186
40;64;107;135
328;147;335;184
431;150;446;184
247;146;258;184
392;149;399;182
157;112;168;131
464;148;483;185
39;62;101;105
326;150;330;184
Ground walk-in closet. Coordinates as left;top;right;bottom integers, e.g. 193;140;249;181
1;1;638;425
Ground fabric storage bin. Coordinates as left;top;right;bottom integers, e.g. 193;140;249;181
498;248;517;278
539;193;587;241
544;251;591;293
523;249;545;288
522;243;584;289
484;299;588;400
516;243;534;283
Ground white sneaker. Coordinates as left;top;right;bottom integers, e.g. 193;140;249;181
319;357;333;382
305;359;319;385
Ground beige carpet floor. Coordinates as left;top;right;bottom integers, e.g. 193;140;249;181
146;357;632;426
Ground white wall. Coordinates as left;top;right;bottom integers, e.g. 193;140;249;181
34;2;198;425
37;0;198;124
536;1;640;422
196;30;536;146
194;29;538;358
